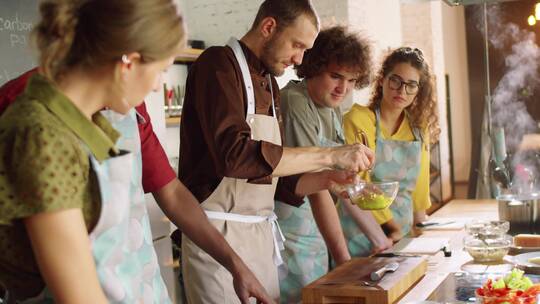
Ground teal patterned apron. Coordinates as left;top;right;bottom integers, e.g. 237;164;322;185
20;109;170;304
275;98;344;304
339;108;422;257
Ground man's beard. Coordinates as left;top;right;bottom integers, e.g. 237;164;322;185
261;34;285;76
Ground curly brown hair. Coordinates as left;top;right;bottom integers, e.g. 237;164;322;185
295;25;372;90
369;47;440;143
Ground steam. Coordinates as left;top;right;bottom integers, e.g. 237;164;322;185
478;5;540;193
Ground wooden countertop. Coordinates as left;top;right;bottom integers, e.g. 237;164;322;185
397;199;499;302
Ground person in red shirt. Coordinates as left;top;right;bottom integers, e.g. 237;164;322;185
0;68;274;304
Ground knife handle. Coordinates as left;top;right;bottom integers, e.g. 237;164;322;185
370;266;387;281
415;222;437;228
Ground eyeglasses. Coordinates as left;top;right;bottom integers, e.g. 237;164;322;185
387;74;419;95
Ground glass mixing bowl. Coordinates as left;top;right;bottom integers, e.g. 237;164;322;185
346;181;399;210
465;220;510;236
464;234;512;263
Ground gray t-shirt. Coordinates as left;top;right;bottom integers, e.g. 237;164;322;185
280;80;344;148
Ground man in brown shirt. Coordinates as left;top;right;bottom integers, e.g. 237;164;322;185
179;0;374;302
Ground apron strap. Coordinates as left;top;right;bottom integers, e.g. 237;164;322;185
403;111;423;143
332;110;345;143
227;37;256;116
375;107;422;143
227;37;276;118
205;211;285;266
375;107;383;139
316;109;344;146
266;74;277;117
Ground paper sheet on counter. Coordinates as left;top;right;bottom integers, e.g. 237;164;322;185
392;237;450;254
420;217;473;230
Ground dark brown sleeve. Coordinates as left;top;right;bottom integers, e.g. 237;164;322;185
190;48;283;180
271;79;304;206
274;174;305;207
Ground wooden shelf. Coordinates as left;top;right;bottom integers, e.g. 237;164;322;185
175;48;203;63
166;116;181;127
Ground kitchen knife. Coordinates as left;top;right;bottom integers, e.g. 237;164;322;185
370;262;399;281
415;220;455;228
372;252;421;258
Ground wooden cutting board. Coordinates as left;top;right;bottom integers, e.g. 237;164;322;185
302;257;427;304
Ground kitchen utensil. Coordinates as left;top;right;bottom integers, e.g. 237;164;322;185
416;220;456;228
498;193;540;235
354;129;373;173
373;252;422;258
346;180;399;210
370;262;400;281
360;280;377;287
415;217;471;230
513;251;540;274
355;129;369;147
303;257;428;304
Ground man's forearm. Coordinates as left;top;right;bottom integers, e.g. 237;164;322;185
272;144;373;177
294;171;331;197
272;146;331;176
309;191;350;264
152;179;244;276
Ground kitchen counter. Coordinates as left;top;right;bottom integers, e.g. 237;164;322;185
397;198;499;303
302;199;502;303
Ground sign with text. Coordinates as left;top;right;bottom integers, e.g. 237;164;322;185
0;0;38;85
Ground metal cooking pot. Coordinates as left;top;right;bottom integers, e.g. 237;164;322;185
497;193;540;235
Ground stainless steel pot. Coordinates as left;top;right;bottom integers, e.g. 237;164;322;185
497;193;540;235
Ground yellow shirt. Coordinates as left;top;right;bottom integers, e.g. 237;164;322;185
343;104;431;224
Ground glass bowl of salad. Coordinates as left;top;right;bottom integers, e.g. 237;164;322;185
346;181;399;210
475;269;540;304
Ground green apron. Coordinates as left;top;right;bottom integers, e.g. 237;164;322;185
338;108;422;257
275;101;344;304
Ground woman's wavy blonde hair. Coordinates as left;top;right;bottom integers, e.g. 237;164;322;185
33;0;185;82
369;47;440;143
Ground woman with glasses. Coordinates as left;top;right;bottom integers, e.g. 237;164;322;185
339;47;440;253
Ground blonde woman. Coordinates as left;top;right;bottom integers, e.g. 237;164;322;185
0;1;187;303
